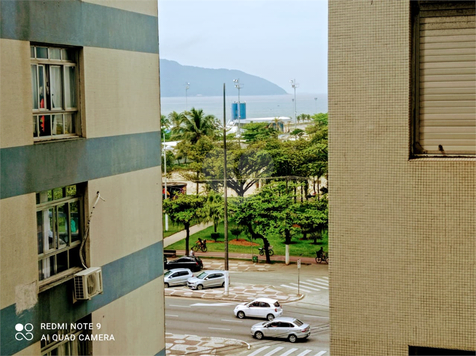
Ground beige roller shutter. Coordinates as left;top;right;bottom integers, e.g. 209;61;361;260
417;2;476;156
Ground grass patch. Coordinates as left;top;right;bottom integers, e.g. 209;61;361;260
163;215;183;238
165;221;327;258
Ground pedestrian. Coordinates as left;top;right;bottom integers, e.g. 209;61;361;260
190;249;195;257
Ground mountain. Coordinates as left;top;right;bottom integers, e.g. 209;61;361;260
160;59;287;97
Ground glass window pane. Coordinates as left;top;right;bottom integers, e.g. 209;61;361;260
39;256;54;280
70;201;80;243
37;211;44;254
57;251;68;273
64;114;74;134
66;185;77;197
50;66;63;109
53;187;64;200
49;48;61;60
36;47;48;59
39;115;51;136
38;66;46;109
63;48;75;61
47;208;56;250
30;46;35;58
33;116;38;138
31;65;38;109
57;204;68;247
52;114;63;135
69;246;81;269
64;66;76;108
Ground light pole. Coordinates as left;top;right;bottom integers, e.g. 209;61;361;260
290;79;299;127
185;82;190;110
233;78;243;142
163;132;168;231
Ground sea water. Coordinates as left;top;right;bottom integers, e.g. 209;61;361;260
160;93;328;120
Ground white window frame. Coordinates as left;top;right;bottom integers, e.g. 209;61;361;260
31;45;80;141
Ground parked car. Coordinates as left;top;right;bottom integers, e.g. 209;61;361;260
187;270;225;290
251;317;311;343
165;256;203;272
164;268;193;288
234;298;283;321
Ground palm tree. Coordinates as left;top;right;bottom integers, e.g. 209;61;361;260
173;108;217;144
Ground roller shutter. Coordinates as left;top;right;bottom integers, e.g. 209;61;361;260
415;1;476;156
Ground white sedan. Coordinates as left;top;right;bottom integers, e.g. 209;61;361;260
234;298;283;321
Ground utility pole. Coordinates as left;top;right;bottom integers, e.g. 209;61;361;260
233;78;243;145
185;82;190;110
290;79;299;128
223;83;229;295
163;132;168;231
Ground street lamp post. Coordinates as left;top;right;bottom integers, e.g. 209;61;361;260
290;79;299;127
233;79;243;143
185;82;190;110
163;132;168;231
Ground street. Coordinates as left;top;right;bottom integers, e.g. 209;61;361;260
165;260;329;355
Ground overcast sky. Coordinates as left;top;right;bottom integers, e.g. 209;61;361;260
158;0;328;94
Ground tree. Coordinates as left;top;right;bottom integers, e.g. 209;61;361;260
163;194;207;253
172;108;218;144
205;190;223;233
242;122;278;143
295;198;328;244
161;115;170;139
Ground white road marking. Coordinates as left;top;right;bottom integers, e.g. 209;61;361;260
303;315;320;318
190;302;237;307
280;348;298;356
289;283;321;292
301;281;328;289
296;350;312;356
248;346;270;356
315;351;327;356
165;314;178;317
207;327;231;331
168;304;190;308
310;280;330;287
280;284;313;293
263;346;284;356
221;319;243;323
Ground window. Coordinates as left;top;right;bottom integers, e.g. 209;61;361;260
31;45;80;140
37;184;84;283
411;1;475;156
41;315;92;356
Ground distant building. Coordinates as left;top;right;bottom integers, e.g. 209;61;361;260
0;1;164;355
329;1;475;356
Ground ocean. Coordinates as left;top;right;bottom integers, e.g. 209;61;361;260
160;93;328;121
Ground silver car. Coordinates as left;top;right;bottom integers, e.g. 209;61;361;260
164;268;193;288
234;298;283;320
187;270;226;290
251;317;311;343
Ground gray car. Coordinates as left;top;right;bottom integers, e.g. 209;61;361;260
251;317;311;343
164;268;193;288
187;270;226;290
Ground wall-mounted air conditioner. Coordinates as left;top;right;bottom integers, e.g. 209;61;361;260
74;267;103;300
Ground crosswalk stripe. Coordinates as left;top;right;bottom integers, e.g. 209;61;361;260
280;284;313;293
310;280;329;287
315;351;327;356
263;346;284;356
289;283;322;292
314;278;329;283
300;281;328;289
248;346;270;356
296;350;312;356
280;348;298;356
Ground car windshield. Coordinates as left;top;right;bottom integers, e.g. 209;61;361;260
164;271;172;277
293;319;303;326
196;272;208;279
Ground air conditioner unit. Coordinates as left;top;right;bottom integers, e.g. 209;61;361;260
74;267;103;300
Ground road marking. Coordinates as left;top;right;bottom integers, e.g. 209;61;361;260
296;350;312;356
190;302;236;307
315;351;327;356
289;283;322;292
207;327;231;331
280;284;313;293
168;304;190;308
221;319;243;323
303;315;320;318
281;348;298;356
165;314;178;317
263;346;284;356
310;279;330;287
301;281;328;290
248;346;270;356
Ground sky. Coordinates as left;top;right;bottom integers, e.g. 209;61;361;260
158;0;328;95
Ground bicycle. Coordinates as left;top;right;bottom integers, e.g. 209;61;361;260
315;251;329;264
192;241;207;252
258;246;274;256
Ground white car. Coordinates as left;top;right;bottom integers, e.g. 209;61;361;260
164;268;193;288
234;298;283;321
251;317;311;343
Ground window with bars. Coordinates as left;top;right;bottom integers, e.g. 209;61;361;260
37;184;84;283
31;45;80;140
411;1;475;157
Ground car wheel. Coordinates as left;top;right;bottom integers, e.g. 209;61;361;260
164;283;169;288
266;314;275;321
237;311;245;319
288;334;297;343
197;284;203;290
254;331;264;340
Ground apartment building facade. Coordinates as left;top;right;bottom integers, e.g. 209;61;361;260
0;1;164;355
329;1;475;355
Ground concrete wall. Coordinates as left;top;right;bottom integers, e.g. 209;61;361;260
328;1;476;355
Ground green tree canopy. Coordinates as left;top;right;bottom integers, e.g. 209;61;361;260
172;108;218;144
242;122;278;143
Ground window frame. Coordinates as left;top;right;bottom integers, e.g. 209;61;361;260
410;1;476;158
30;45;81;141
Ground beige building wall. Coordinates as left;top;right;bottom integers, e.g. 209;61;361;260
328;1;476;355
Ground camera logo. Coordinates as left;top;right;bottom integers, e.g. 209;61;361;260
15;323;34;341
